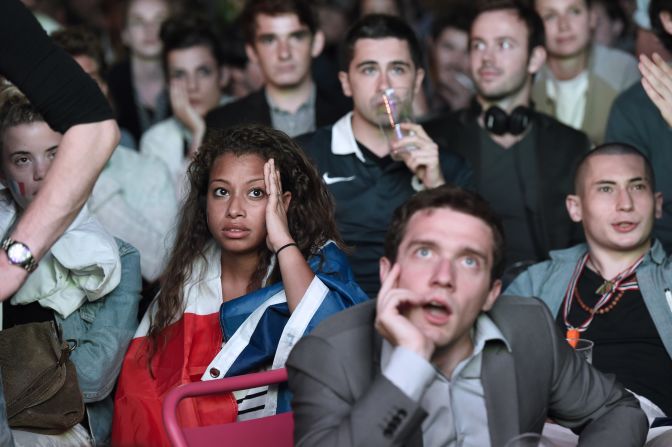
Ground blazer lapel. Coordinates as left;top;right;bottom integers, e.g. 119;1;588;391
482;344;520;446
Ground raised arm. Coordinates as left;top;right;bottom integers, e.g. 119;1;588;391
394;123;445;188
287;268;436;447
287;335;426;447
0;120;119;299
264;158;314;312
640;52;672;127
0;0;118;299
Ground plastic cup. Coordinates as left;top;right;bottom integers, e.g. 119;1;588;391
504;433;557;447
376;87;416;161
566;338;594;364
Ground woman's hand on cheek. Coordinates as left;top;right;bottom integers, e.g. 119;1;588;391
264;159;293;252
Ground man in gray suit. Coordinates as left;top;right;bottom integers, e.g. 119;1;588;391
286;185;648;446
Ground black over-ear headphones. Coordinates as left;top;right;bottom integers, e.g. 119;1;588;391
483;105;533;136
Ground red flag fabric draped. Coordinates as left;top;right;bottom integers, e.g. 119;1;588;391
111;282;237;446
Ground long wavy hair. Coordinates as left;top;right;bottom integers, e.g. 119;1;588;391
146;124;342;364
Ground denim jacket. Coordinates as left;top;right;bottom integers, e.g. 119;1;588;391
505;240;672;358
55;238;141;445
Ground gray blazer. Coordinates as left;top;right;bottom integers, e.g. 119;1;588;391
286;297;648;447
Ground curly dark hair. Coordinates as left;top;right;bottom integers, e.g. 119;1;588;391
146;124;342;365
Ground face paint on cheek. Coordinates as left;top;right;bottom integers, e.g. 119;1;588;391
8;180;29;209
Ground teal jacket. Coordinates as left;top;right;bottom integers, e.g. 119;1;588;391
505;240;672;358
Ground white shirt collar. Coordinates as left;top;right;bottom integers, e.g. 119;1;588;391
331;112;366;163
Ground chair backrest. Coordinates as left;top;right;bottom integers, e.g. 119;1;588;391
163;368;293;447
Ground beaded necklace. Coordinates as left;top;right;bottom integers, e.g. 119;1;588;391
562;252;643;337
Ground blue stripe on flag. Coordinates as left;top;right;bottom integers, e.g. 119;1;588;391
220;243;368;377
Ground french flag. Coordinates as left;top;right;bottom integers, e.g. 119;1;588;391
111;245;236;447
111;241;367;445
203;242;368;419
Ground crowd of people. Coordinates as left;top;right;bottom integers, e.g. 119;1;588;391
1;0;671;445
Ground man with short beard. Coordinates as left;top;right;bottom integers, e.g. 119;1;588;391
426;0;590;272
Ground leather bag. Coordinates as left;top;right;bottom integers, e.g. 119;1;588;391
0;321;84;434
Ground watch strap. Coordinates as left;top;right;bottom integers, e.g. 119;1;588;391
1;237;38;272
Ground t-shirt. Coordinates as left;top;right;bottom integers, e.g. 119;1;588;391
557;267;672;415
0;0;113;133
545;71;589;130
478;126;541;265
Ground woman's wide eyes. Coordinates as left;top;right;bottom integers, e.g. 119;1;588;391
249;188;265;198
212;187;267;199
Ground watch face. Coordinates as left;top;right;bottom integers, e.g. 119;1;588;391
7;242;30;264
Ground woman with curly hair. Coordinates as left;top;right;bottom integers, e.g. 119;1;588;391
112;124;367;446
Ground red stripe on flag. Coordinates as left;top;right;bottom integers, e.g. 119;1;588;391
112;312;237;446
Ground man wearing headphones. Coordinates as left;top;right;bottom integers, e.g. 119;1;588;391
426;0;590;274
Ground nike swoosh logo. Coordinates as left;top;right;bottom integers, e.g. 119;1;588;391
322;172;356;185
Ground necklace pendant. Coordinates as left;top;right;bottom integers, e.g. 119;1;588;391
566;328;579;339
596;280;614;295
